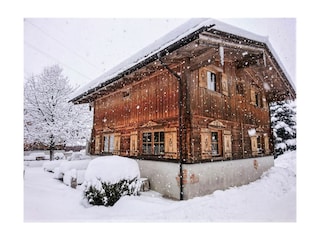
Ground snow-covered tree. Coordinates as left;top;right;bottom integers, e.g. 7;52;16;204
24;65;92;160
270;99;296;158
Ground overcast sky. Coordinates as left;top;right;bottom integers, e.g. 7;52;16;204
24;18;296;89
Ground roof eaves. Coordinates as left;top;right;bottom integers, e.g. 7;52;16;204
70;22;214;103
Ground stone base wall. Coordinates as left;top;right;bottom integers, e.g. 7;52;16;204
136;156;274;200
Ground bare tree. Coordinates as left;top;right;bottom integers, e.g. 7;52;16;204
24;65;92;160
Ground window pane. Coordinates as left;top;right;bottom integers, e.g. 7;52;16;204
143;143;152;154
154;144;159;155
143;132;152;142
207;71;216;91
160;143;165;154
160;132;164;142
154;132;159;142
109;134;114;152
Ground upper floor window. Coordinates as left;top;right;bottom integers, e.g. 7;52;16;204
199;65;228;96
207;71;217;91
250;86;263;108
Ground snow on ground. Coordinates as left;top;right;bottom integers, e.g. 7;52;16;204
24;151;296;222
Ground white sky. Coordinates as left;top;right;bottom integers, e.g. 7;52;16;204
24;18;296;88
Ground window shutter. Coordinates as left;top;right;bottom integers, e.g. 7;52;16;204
223;131;232;158
264;135;270;154
250;88;256;105
95;135;101;154
262;96;268;109
113;133;121;155
130;131;138;156
201;128;212;159
164;128;177;158
250;136;258;156
199;68;207;88
221;73;228;96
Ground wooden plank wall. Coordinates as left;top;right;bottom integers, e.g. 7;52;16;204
188;61;272;161
93;66;181;156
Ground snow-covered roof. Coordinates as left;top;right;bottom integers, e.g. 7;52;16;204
70;18;294;103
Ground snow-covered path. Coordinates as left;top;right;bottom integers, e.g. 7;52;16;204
24;151;296;222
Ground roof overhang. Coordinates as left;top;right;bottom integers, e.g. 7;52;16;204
70;19;296;104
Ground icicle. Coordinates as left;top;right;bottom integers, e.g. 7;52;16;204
219;45;224;66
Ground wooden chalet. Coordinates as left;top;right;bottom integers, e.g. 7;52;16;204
70;19;295;200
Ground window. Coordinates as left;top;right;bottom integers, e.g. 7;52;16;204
142;131;165;155
199;66;228;96
250;86;263;108
142;132;152;154
211;132;219;155
103;134;114;153
207;71;217;91
257;135;263;154
200;129;223;159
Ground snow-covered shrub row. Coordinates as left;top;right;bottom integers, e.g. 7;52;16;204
83;156;141;207
52;160;91;181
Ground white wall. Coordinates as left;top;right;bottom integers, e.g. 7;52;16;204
137;156;274;200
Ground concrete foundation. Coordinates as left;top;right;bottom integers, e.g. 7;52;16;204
136;156;274;200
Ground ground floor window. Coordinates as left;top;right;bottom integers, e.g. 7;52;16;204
250;131;270;156
211;132;219;156
103;134;114;153
142;131;165;155
201;129;223;158
257;135;263;153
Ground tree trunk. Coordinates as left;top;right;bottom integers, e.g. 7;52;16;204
49;134;55;161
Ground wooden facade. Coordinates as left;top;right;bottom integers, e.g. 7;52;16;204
71;19;295;164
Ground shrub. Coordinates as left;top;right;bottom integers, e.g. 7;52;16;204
83;177;140;207
82;156;141;207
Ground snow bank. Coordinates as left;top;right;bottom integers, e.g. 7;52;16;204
54;152;65;160
61;169;87;187
59;160;91;174
24;151;296;221
84;156;140;184
24;152;49;161
67;152;91;161
43;160;68;172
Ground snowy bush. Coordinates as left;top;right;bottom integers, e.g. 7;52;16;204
84;178;140;206
59;160;91;175
54;152;65;160
83;156;141;207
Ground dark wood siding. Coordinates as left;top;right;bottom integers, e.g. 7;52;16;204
92;66;180;156
188;61;272;162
